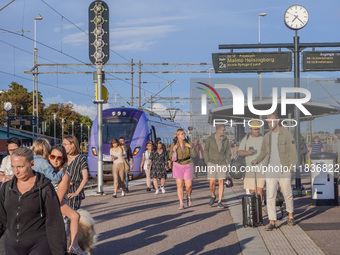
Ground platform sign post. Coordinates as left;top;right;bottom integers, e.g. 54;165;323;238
89;0;109;195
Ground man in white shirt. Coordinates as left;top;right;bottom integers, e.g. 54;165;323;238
237;120;265;200
0;137;21;183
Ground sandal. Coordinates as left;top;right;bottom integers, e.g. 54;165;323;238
69;245;87;255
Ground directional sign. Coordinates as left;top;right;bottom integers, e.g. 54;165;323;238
9;115;36;126
303;51;340;71
212;52;292;73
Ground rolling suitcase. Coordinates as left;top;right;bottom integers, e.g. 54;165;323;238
242;170;263;227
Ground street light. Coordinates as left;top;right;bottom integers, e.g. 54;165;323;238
258;13;266;136
33;14;43;136
80;123;83;154
4;102;13;139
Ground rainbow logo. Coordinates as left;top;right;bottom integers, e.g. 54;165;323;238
196;82;222;106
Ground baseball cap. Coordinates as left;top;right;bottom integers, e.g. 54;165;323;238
249;120;261;128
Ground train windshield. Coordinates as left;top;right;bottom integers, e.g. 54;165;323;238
103;117;137;143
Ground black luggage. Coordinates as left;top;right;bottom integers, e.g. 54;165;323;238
242;168;263;227
242;193;263;227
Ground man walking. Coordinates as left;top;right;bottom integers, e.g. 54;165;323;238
0;137;21;183
119;137;134;193
237;121;265;201
252;112;297;230
204;124;231;208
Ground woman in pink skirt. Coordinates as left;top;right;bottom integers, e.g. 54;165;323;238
169;129;196;209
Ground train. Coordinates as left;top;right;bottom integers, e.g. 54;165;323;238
87;107;181;180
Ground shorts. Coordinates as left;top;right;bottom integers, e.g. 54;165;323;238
173;162;193;180
243;171;265;190
207;163;226;180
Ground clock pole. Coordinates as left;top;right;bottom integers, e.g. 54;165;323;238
294;30;302;190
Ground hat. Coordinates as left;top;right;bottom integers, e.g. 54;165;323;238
249;120;261;128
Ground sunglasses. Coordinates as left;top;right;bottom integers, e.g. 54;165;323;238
50;155;63;161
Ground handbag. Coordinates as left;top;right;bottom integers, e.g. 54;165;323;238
172;149;177;162
230;155;246;179
124;159;130;173
230;134;252;179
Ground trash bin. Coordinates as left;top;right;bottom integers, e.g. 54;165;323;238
310;152;338;206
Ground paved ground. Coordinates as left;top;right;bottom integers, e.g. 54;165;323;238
81;175;340;254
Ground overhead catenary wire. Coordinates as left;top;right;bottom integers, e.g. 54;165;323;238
39;0;170;84
0;70;92;98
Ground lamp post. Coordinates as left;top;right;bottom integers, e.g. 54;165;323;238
115;93;118;107
258;13;266;136
33;14;43;137
72;121;74;136
4;102;13;139
61;118;65;141
80;123;83;154
258;13;266;102
53;113;57;145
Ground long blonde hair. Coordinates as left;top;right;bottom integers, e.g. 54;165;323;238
31;138;51;159
173;128;185;141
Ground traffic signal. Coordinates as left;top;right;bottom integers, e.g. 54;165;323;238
89;1;109;64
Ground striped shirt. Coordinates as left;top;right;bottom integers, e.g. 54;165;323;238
66;154;88;183
310;141;323;154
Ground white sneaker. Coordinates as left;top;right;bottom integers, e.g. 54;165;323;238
155;189;159;194
161;186;165;194
122;191;125;197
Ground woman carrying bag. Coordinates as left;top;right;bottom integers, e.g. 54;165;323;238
169;129;196;210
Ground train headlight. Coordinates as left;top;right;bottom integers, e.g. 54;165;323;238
91;147;98;156
122;111;126;116
117;111;121;116
112;111;116;116
133;146;141;156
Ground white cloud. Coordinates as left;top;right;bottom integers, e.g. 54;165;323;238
111;25;178;51
62;32;87;46
44;95;65;105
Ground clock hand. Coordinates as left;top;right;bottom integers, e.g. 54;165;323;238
297;17;305;24
292;16;297;22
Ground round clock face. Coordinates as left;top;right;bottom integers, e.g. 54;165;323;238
284;5;309;30
4;102;13;111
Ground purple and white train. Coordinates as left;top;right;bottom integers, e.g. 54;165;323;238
87;108;180;180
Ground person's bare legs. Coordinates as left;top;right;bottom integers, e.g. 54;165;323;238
176;179;184;204
209;180;216;198
185;179;192;197
60;204;82;252
218;179;224;202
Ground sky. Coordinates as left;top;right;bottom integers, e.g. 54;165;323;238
0;0;340;132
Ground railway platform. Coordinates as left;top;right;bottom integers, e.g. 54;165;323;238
83;175;340;255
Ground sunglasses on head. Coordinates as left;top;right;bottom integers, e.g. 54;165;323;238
158;142;162;144
50;155;63;161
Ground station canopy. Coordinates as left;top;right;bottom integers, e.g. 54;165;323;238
208;101;340;123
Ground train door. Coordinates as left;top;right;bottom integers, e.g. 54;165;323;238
151;126;157;142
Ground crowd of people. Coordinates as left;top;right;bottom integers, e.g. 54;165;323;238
0;136;88;255
0;112;324;254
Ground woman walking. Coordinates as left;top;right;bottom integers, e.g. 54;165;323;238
148;138;169;194
49;144;85;255
63;135;88;210
0;147;66;254
110;138;127;198
170;129;196;210
140;140;153;192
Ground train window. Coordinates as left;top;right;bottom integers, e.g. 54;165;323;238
102;117;137;144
